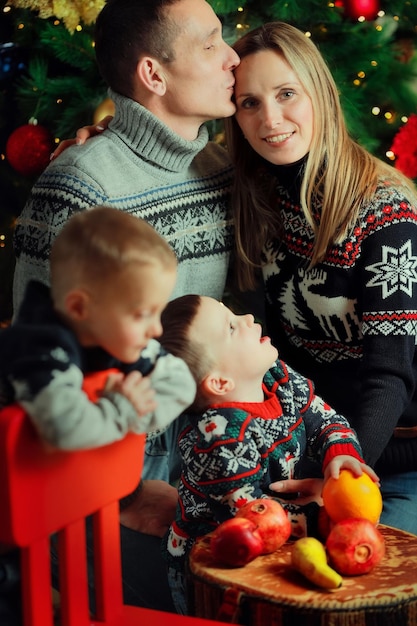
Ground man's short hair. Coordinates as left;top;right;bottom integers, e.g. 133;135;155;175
95;0;181;98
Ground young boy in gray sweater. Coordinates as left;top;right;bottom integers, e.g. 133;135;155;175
0;206;195;450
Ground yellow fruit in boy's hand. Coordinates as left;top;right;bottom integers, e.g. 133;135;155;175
322;470;382;525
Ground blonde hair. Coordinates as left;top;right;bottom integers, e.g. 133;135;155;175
50;206;177;303
225;22;417;290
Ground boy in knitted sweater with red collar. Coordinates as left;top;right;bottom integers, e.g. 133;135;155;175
159;294;378;614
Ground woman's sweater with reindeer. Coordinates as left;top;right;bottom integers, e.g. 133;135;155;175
164;360;363;572
263;162;417;475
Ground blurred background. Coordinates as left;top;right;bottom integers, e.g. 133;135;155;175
1;0;417;323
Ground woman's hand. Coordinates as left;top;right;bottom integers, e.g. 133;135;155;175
269;477;324;506
51;115;114;159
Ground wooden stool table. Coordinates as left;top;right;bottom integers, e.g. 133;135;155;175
188;525;417;626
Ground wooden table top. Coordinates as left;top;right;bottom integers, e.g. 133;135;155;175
189;525;417;612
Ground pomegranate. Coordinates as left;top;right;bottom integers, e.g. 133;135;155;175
210;517;263;566
326;517;385;575
235;498;291;553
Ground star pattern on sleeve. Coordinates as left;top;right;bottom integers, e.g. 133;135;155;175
366;240;417;299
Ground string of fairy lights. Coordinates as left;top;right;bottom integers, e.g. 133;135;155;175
0;1;416;257
2;1;415;150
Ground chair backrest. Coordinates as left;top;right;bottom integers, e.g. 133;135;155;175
0;403;144;545
0;403;145;626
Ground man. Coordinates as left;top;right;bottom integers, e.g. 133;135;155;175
12;0;239;612
14;0;238;308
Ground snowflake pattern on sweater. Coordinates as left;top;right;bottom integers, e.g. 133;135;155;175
12;90;234;312
263;177;417;471
164;360;363;573
264;182;417;357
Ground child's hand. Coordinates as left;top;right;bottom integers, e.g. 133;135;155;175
114;370;157;417
324;455;380;485
103;370;125;392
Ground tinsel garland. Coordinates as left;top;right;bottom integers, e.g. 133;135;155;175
6;0;105;32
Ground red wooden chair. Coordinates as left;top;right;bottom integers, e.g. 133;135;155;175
0;404;227;626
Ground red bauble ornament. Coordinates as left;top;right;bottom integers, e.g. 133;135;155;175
6;122;54;177
390;114;417;180
343;0;380;20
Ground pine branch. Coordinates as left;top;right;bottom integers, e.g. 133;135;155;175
269;0;343;26
208;0;246;14
38;22;96;72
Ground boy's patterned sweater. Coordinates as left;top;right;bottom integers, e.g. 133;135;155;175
164;360;363;573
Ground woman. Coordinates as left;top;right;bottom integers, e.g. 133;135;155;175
225;21;417;534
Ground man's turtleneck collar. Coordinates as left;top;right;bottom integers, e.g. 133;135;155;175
106;89;210;173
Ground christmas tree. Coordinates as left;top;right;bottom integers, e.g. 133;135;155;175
1;0;417;322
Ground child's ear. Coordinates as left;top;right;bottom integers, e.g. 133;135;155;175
202;373;234;399
64;289;90;321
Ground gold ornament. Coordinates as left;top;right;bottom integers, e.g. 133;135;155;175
6;0;105;32
93;98;116;125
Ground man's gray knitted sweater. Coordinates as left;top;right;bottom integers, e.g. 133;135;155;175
13;90;235;311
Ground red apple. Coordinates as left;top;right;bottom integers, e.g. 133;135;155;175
235;498;291;553
210;517;263;567
326;517;385;575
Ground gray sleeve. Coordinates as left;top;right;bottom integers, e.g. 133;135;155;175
15;355;195;449
135;353;196;434
16;364;142;450
12;161;106;315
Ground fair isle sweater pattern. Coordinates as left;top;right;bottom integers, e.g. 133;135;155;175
164;360;363;573
13;90;234;311
15;166;233;264
263;177;417;471
263;180;417;363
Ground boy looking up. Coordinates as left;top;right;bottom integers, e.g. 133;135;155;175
159;294;378;613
